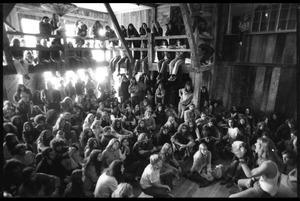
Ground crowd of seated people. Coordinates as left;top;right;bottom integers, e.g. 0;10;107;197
3;70;297;198
4;17;297;198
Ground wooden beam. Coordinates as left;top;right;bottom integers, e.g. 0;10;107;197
3;3;16;20
136;3;158;8
179;3;201;68
266;67;281;112
104;3;134;65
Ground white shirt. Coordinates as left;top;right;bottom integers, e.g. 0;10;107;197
94;172;118;198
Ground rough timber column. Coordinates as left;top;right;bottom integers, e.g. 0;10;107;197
179;3;203;108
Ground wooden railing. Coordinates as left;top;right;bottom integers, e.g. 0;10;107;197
4;31;198;74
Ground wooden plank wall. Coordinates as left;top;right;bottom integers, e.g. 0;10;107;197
211;64;296;119
115;9;153;34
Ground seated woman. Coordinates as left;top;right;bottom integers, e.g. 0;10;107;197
36;130;54;153
159;142;182;182
79;128;95;154
121;106;137;132
164;115;179;135
82;113;95;130
101;138;123;168
142;109;157;135
190;143;214;184
229;137;284;198
111;118;133;139
82;149;103;197
84;137;100;158
94;160;124;198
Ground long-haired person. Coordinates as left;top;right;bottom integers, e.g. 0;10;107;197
94;159;125;197
229;136;284;197
82;149;103;197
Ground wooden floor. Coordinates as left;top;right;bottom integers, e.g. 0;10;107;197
131;157;240;198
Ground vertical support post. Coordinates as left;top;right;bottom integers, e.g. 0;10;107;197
179;3;201;69
104;3;134;68
147;33;154;70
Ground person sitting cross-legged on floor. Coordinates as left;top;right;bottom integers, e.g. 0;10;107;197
140;154;174;198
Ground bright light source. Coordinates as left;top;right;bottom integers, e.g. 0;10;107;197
18;74;24;84
21;18;40;47
99;28;106;37
65;70;76;84
95;67;108;83
43;71;52;80
92;50;105;61
77;69;86;81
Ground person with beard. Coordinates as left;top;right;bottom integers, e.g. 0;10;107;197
171;123;195;161
3;133;19;160
3;159;24;197
132;133;158;173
